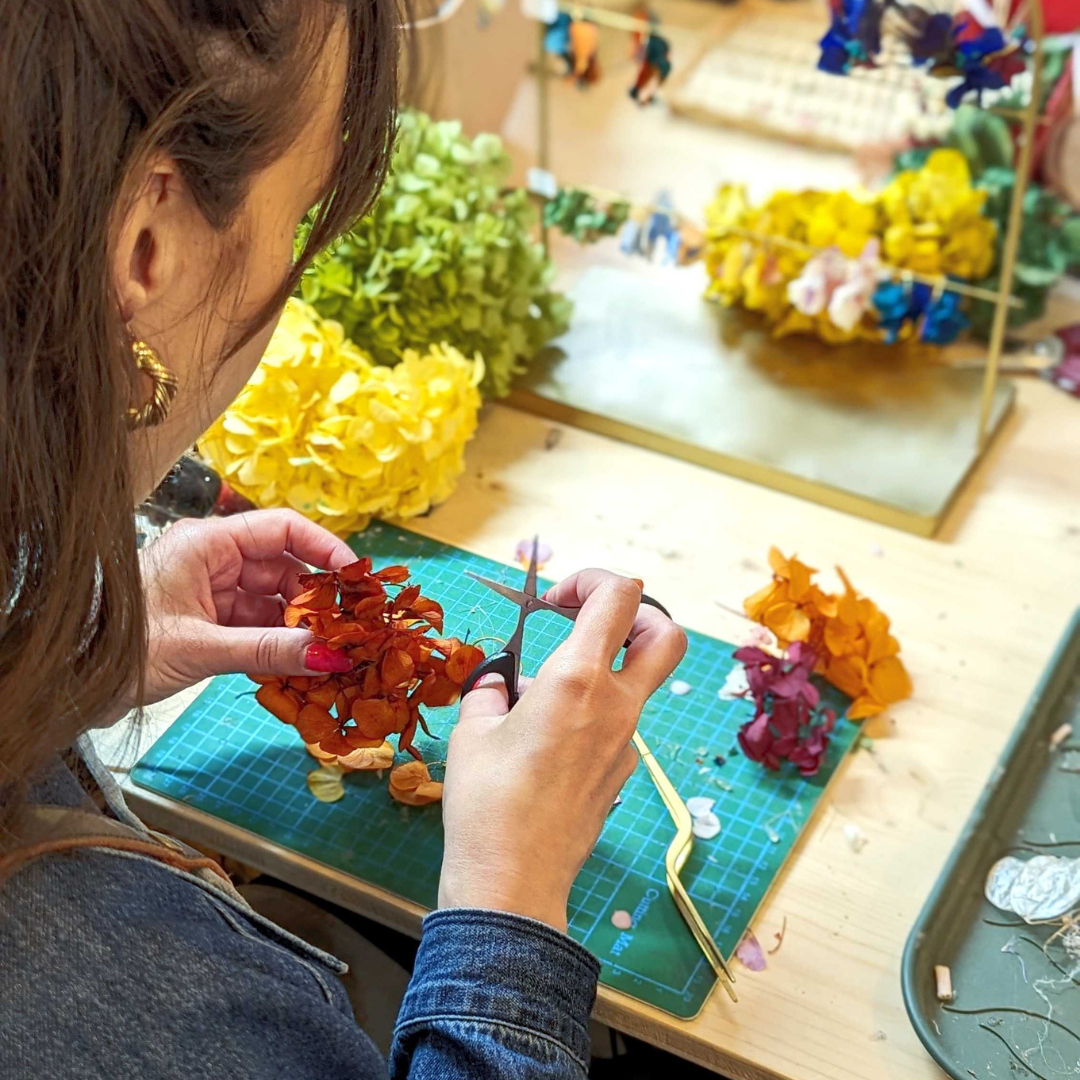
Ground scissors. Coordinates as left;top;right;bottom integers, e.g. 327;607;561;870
460;536;671;707
459;537;738;999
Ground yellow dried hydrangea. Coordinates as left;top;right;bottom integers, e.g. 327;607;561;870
200;299;484;536
705;186;880;343
703;149;997;343
879;150;995;279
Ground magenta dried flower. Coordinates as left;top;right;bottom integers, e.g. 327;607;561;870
733;642;836;777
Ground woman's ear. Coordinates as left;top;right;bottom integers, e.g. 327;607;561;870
112;161;183;325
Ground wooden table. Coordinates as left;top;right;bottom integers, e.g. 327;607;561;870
107;380;1080;1080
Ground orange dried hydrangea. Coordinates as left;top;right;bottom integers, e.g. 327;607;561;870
744;549;911;719
252;558;484;804
743;549;837;648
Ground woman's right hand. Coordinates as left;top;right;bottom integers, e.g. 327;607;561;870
439;569;688;933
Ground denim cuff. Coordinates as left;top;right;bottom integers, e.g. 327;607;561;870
396;908;600;1068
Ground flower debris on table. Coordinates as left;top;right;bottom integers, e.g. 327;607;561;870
251;558;484;806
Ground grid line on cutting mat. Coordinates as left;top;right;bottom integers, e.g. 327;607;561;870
132;521;856;1017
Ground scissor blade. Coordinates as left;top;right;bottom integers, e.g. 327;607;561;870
466;570;580;623
465;571;531;609
525;535;540;598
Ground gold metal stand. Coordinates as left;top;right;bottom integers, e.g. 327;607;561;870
525;2;1046;538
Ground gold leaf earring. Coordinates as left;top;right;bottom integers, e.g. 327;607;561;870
126;339;179;429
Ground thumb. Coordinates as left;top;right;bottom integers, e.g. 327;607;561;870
457;673;511;726
194;626;331;679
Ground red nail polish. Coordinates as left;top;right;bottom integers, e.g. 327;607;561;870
304;643;353;673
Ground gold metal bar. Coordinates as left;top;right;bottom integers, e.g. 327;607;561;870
633;731;738;1001
977;7;1044;446
537;20;551;255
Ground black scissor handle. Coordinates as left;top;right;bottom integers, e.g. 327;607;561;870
460;650;520;707
459;594;673;708
640;594;671;620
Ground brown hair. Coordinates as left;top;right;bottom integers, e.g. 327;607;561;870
0;1;408;796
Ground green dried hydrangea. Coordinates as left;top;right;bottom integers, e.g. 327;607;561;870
299;109;571;398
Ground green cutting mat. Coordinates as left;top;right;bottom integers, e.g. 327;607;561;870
132;522;854;1017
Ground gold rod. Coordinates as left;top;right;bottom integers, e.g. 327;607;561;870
714;226;1024;308
633;731;738;1001
538;21;551;255
977;5;1044;445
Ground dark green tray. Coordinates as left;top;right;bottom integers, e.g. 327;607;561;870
902;610;1080;1080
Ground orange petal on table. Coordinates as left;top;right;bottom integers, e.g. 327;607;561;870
389;760;431;792
445;644;485;684
380;648;415;689
291;582;337;610
286;676;313;692
825;655;869;700
337;741;394;771
296;703;339;745
247;674;277;686
255;683;303;726
847;695;886;721
868;656;911;705
391;780;443;806
305;741;338;765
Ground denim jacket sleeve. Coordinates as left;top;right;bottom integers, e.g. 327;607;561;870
390;909;600;1079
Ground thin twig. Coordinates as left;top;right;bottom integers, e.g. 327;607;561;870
767;916;788;955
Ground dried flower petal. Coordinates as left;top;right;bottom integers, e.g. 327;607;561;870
691;812;722;839
337;741;395;771
389;761;443;805
307;766;346;803
735;932;767;972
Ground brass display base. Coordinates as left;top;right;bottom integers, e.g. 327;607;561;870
508;267;1014;537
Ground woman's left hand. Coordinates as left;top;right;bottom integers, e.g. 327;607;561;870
138;509;355;707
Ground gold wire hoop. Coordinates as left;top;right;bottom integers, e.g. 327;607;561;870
126;340;179;429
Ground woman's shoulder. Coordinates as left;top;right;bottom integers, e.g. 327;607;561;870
0;848;386;1080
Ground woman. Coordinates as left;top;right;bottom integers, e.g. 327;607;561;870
0;3;687;1078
